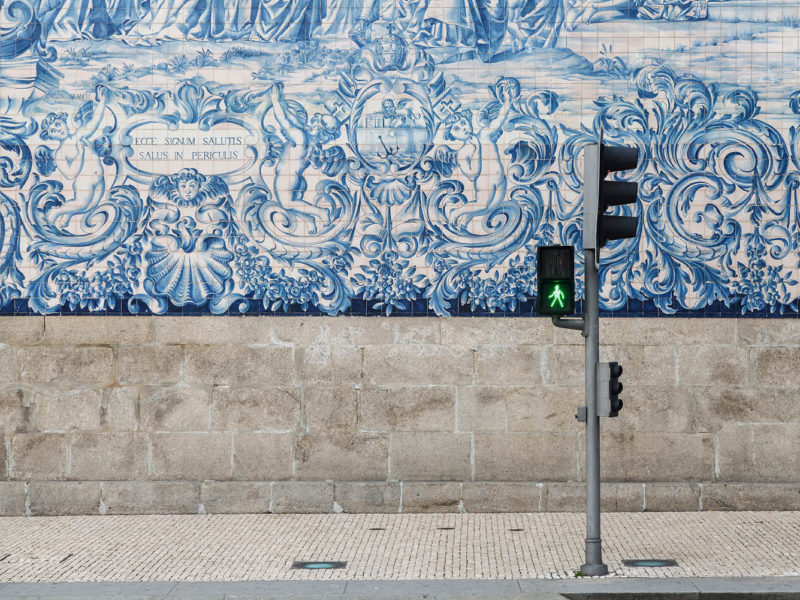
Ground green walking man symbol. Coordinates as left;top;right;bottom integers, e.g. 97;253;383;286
548;284;566;308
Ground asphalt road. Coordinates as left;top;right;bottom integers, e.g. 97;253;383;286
1;577;800;599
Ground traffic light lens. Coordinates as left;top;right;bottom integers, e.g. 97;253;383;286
538;279;574;316
537;246;575;316
549;284;566;308
603;146;639;170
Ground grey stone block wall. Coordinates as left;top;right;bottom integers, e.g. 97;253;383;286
0;316;798;516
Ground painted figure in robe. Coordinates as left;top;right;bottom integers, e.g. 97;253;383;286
249;0;325;42
39;0;116;40
126;0;255;42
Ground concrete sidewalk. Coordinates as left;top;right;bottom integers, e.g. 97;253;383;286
1;512;799;597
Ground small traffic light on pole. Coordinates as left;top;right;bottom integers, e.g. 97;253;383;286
537;246;574;316
583;141;640;263
597;362;624;417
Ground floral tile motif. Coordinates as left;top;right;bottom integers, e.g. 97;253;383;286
1;0;799;316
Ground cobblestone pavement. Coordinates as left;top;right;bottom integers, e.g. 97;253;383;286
0;512;798;583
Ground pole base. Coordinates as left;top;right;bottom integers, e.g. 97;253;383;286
579;562;609;577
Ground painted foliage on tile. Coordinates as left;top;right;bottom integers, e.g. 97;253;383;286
0;0;799;315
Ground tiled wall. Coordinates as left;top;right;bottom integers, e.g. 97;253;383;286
1;0;799;316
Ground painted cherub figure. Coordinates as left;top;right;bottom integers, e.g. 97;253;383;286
437;81;515;228
239;83;344;234
38;86;111;228
270;83;342;232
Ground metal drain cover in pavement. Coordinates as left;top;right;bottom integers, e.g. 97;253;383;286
622;559;678;567
292;561;347;570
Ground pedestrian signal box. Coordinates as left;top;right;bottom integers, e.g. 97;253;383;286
537;246;575;316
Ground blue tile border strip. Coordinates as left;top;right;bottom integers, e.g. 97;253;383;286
1;297;794;318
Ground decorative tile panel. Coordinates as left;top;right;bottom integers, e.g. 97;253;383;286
1;0;799;316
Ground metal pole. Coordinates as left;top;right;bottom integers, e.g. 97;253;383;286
581;248;608;576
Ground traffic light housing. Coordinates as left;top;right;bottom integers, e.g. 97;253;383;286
583;142;640;264
597;361;624;417
537;245;575;316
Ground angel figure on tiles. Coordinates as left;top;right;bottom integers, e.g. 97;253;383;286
36;85;113;228
225;83;346;236
432;77;517;230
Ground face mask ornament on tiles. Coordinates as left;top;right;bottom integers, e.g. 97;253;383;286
138;168;238;313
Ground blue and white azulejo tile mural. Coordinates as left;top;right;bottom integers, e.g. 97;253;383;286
0;0;799;316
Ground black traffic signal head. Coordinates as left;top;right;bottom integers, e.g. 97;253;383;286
537;245;574;316
597;145;639;247
583;141;640;263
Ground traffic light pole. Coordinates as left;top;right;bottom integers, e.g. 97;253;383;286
550;138;638;576
551;248;607;575
581;248;608;576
